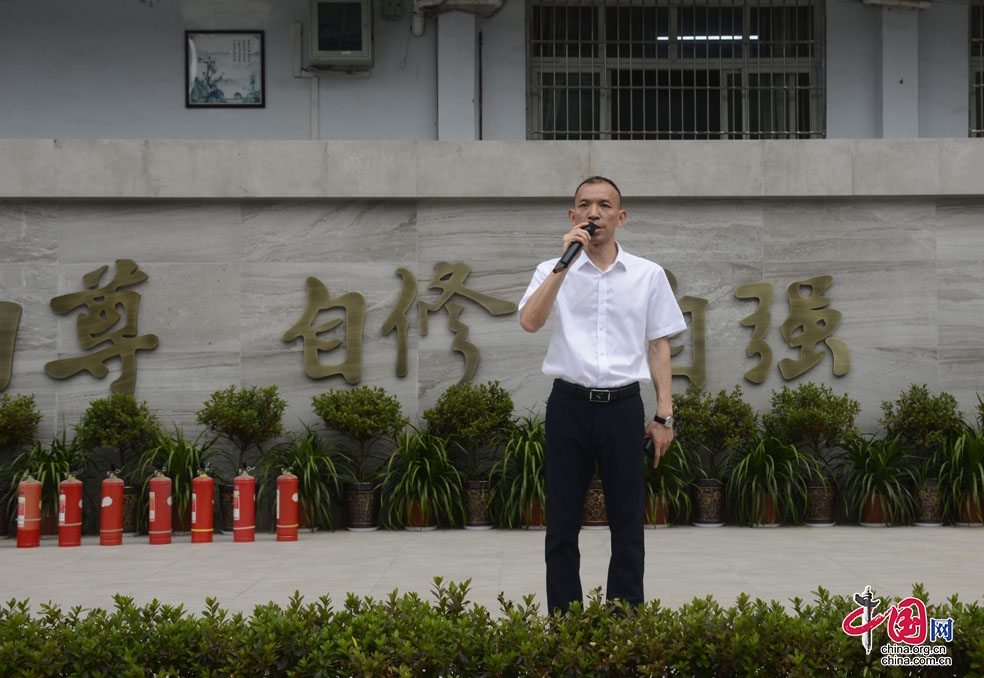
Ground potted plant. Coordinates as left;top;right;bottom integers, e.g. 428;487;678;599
0;393;43;536
197;385;286;532
761;383;860;526
312;386;407;531
74;394;163;535
835;433;919;526
938;422;984;526
256;425;349;532
879;384;964;525
673;385;758;527
880;384;965;455
644;439;697;527
581;464;608;529
381;428;464;530
422;380;513;530
725;436;821;527
137;426;215;534
491;412;547;529
9;433;87;536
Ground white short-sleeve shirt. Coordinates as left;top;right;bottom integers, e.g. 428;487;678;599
519;243;687;388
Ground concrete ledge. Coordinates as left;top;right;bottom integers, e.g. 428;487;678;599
1;138;983;199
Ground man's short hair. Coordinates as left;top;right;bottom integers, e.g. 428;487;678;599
575;176;622;203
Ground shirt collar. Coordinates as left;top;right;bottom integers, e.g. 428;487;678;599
574;241;626;273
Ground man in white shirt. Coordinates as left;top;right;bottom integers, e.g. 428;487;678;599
519;176;687;614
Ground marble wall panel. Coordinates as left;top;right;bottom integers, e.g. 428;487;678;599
417;199;565;271
0;140;57;199
137;263;242;354
232;142;329;198
762;140;854;197
0;203;58;263
763;198;936;262
0;262;59;353
591;141;766;197
939;347;984;418
936;199;984;261
851;345;945;426
241;200;417;265
938;140;984;196
765;260;938;350
624;200;765;263
144;141;244;198
0;355;58;440
121;351;243;428
416;142;588;198
656;260;768;351
49;140;152;198
851;140;941;196
939;261;984;349
6;194;984;442
321;141;419;199
56;201;244;264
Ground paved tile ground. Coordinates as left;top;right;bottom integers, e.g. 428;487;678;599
1;525;981;616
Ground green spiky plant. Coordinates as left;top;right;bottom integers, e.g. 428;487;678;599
938;423;984;524
9;433;87;528
382;428;464;529
835;433;919;525
257;425;350;531
137;426;216;531
644;439;697;525
491;412;546;529
725;437;822;526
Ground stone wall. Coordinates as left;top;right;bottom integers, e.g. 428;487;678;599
2;139;983;440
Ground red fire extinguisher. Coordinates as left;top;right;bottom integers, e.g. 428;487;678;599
233;473;256;543
100;473;125;546
148;473;172;545
276;470;299;542
16;474;42;548
58;474;83;548
191;472;214;544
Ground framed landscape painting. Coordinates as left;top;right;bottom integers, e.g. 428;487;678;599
186;30;265;108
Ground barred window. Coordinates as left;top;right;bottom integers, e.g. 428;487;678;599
973;1;984;136
527;0;825;140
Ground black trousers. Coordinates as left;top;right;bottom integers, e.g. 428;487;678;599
544;380;646;614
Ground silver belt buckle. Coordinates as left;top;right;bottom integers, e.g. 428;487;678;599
589;389;611;403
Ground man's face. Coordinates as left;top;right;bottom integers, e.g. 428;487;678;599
569;181;627;243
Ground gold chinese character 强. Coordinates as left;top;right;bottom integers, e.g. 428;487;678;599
779;276;851;379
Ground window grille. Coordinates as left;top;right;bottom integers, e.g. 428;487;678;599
973;0;984;136
527;0;825;140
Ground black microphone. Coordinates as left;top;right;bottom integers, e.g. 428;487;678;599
552;222;598;273
643;413;659;459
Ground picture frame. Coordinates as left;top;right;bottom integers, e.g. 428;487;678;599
185;30;265;108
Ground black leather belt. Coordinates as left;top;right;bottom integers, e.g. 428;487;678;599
553;379;640;403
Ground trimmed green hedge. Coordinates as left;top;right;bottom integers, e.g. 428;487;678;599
0;579;980;677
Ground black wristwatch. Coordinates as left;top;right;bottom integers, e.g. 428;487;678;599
653;414;674;429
